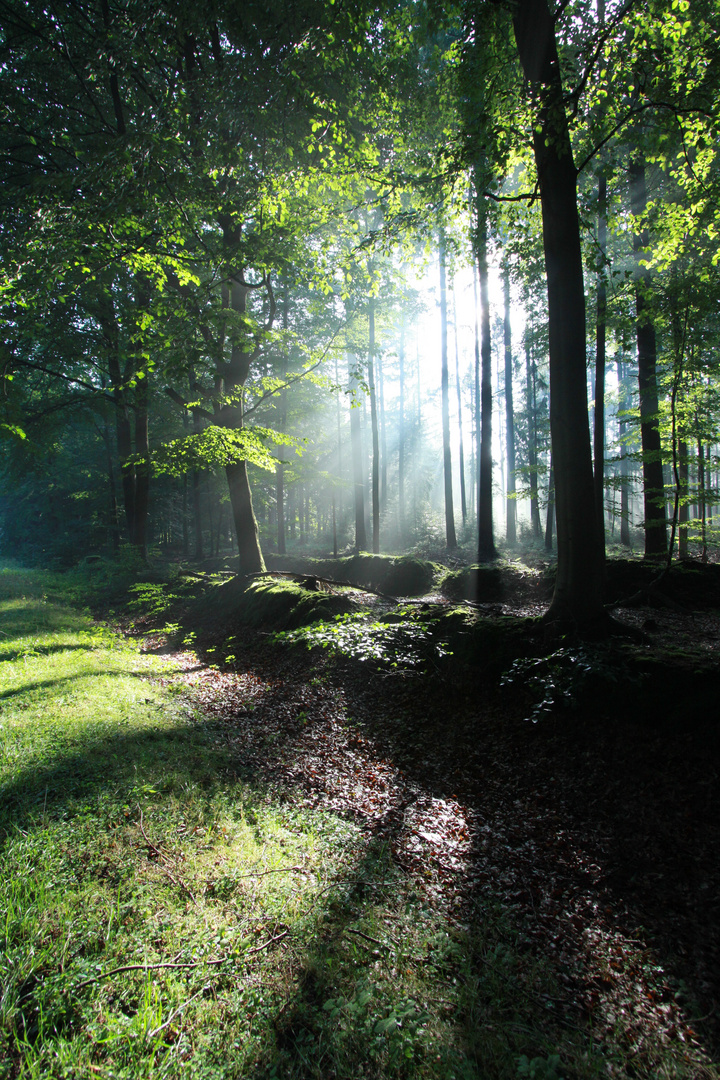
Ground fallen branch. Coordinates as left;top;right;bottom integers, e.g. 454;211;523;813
138;806;197;903
75;955;229;990
345;928;390;950
146;983;210;1040
247;929;288;955
233;864;307;880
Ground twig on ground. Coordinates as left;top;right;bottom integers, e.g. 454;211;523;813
147;984;210;1040
75;955;230;990
138;805;197;903
345;928;390;950
247;929;289;955
234;865;307;880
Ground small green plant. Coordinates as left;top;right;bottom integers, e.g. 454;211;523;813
271;610;451;671
500;645;626;722
517;1053;564;1080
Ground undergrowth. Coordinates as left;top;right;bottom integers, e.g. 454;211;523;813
271;609;453;671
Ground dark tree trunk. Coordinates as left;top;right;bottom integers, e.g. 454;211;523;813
511;0;603;623
630;159;667;559
368;297;380;553
503;265;516;545
474;186;495;560
617;357;631;548
101;419;120;552
545;452;555;551
439;227;457;549
132;368;149;558
678;439;689;557
594;171;607;557
453;282;467;525
525;330;541;538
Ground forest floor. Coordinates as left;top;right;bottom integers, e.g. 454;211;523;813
136;550;720;1078
2;554;720;1079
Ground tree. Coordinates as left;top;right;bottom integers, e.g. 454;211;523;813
506;0;604;623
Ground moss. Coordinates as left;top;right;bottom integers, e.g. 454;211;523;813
185;575;359;634
265;553;438;597
440;565;505;603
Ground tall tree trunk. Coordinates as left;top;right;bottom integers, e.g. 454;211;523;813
98;288;136;545
594;170;607;557
545;452;555;551
439;227;457;549
630;159;667;559
511;0;603;623
219;227;266;575
132;371;149;557
617;356;631;548
276;282;289;555
678;439;689;557
474;183;495;560
452;282;467;525
335;353;343;535
525;329;541;537
368;297;380;553
698;436;708;562
378;346;388;517
100;418;120;552
398;314;406;540
350;364;367;552
503;265;516;545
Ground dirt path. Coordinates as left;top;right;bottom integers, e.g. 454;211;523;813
151;622;720;1078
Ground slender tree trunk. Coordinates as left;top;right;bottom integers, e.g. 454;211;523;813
98;289;136;545
378;347;388;517
630;159;667;559
335;353;343;534
475;183;495;560
503;265;516;545
132;370;149;558
276;283;289;554
101;419;120;552
525;330;540;537
453;282;467;525
439;227;457;549
698;436;708;561
594;171;607;557
617;356;631;548
350;364;367;552
218;225;266;574
511;0;603;623
368;297;380;553
182;474;189;555
398;315;406;540
679;439;689;557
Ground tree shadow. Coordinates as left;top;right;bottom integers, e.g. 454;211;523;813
0;643;96;664
0;660;588;1079
320;653;720;1068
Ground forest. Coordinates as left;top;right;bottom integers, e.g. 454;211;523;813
2;0;720;1078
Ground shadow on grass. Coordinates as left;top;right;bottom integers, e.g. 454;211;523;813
0;687;585;1080
0;643;98;664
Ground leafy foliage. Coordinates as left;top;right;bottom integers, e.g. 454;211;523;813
272;609;451;670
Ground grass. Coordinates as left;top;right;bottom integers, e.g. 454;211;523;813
0;561;659;1079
